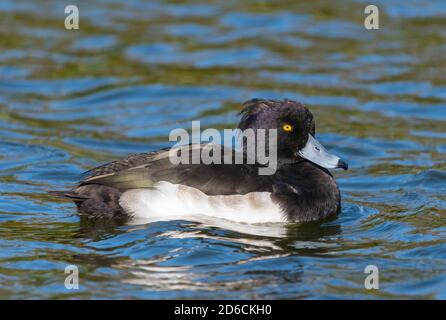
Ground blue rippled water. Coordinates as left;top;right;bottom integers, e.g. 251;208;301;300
0;0;445;299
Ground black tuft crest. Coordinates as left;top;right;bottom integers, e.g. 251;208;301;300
238;99;315;135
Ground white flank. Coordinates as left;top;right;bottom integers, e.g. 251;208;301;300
119;181;285;224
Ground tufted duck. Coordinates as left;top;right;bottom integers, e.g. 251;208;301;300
55;99;348;223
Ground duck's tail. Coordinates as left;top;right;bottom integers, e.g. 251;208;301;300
48;190;88;201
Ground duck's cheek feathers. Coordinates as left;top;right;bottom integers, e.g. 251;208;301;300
118;181;285;223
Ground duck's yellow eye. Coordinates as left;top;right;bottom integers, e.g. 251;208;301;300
282;124;293;132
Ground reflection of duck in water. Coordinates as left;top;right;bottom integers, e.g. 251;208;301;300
54;99;347;223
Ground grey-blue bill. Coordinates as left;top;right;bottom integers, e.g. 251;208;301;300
297;134;348;170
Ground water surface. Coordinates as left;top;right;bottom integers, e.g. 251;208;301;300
0;0;445;299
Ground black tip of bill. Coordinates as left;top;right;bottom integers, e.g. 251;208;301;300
337;159;348;170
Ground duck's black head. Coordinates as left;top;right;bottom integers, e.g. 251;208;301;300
238;98;348;170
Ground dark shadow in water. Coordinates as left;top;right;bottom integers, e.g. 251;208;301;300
77;214;130;240
279;217;343;254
